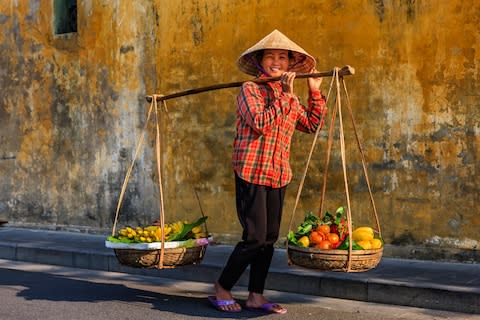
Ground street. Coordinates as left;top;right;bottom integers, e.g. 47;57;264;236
0;260;477;320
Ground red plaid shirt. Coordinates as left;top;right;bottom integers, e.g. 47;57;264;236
233;78;327;188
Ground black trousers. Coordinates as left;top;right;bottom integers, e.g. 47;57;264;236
218;174;287;294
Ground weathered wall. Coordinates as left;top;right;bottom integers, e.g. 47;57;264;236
0;1;160;229
0;0;478;260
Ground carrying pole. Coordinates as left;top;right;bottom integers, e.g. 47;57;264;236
146;65;355;103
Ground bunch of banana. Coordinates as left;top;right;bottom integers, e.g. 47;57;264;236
115;225;172;243
169;221;184;235
111;216;208;243
191;225;207;239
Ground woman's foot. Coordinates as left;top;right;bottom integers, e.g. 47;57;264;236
210;282;242;312
245;292;287;314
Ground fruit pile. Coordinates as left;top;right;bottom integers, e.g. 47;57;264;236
107;216;208;243
287;206;382;250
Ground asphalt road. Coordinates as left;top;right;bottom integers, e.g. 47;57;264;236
0;260;477;320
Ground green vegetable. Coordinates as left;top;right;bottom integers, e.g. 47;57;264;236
287;211;322;246
287;231;299;245
179;239;197;248
297;211;320;235
322;206;346;225
107;235;134;243
337;237;363;250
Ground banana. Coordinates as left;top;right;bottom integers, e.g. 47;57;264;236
191;226;202;234
171;221;184;234
154;226;172;241
194;232;208;239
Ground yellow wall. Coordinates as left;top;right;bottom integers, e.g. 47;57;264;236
0;0;479;259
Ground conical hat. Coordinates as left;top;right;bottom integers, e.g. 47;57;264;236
237;29;316;76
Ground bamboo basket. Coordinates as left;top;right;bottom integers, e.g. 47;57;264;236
286;67;383;272
287;245;382;272
114;245;207;268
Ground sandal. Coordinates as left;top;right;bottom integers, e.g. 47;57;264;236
246;302;287;314
207;296;242;313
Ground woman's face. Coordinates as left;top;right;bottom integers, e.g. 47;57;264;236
260;49;291;77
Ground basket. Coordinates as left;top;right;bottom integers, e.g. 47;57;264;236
287;244;383;272
114;244;207;269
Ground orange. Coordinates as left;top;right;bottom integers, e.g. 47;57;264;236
309;231;324;244
315;240;332;250
327;233;340;244
317;224;330;235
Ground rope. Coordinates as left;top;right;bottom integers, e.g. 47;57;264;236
334;69;354;271
153;96;167;268
111;94;174;269
342;79;382;238
111;99;155;236
286;73;337;257
285;68;381;272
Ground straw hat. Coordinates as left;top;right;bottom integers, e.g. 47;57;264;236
237;29;316;76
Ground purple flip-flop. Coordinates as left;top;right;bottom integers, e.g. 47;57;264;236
207;296;242;313
247;302;287;314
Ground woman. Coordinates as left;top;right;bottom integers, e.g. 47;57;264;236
209;29;327;314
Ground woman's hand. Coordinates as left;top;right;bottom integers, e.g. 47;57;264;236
281;71;296;94
307;68;322;92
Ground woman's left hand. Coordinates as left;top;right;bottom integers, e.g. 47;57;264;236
307;68;322;91
281;72;296;94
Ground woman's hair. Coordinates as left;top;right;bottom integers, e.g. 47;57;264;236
255;50;294;62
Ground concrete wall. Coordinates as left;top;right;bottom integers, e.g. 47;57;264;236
1;0;478;260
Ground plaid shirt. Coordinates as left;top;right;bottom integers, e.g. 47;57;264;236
233;78;327;188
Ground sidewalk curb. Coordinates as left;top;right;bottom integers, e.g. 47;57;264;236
0;228;479;314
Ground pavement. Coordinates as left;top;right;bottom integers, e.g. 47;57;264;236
0;226;479;315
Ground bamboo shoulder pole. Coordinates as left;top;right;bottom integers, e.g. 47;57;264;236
146;65;355;102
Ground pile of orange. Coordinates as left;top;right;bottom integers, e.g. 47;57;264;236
308;224;341;249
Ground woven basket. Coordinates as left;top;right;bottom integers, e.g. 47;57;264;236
287;245;383;272
114;244;207;269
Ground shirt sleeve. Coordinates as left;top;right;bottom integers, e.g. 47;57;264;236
295;90;327;133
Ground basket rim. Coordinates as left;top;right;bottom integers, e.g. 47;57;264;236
287;244;383;255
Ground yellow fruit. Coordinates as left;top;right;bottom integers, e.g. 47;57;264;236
194;232;207;239
191;226;202;234
298;236;310;248
154;226;172;241
171;221;184;234
354;227;374;234
371;238;383;249
352;227;374;241
357;240;372;249
144;226;158;232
